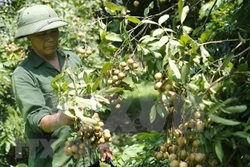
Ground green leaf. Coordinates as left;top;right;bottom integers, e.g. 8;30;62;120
144;1;154;16
156;103;167;118
238;0;243;5
152;28;164;37
98;87;123;94
200;45;209;61
104;1;123;11
105;32;123;42
139;35;156;43
178;0;184;21
158;14;169;25
149;105;157;123
238;32;246;43
126;16;141;24
181;6;189;24
5;142;11;153
181;62;190;83
215;140;224;163
16;163;28;167
165;39;183;58
209;98;237;113
221;53;233;70
92;77;101;92
209;114;240;126
168;58;181;80
101;62;113;75
141;19;158;25
233;131;249;139
224;105;247;114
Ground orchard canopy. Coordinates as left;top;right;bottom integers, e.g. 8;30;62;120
1;0;250;167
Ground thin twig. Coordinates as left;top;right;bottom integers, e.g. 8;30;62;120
233;46;250;58
204;75;229;95
199;0;218;33
201;38;250;46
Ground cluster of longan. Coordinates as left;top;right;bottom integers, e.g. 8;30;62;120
4;43;22;52
155;112;218;167
64;114;111;159
154;72;180;93
104;93;123;109
76;46;92;58
107;58;139;87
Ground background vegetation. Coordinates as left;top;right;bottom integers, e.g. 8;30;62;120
1;0;250;166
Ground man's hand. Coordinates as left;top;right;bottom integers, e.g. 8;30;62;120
40;111;75;133
98;143;113;162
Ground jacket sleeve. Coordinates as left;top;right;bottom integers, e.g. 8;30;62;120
11;67;52;135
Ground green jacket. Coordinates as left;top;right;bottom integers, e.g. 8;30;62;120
11;50;99;167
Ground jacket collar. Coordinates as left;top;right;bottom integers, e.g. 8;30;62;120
28;49;65;68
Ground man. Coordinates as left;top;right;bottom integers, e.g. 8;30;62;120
11;4;112;167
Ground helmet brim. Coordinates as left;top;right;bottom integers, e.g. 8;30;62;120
15;17;67;39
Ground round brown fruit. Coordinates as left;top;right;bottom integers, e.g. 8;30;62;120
77;130;83;137
118;72;126;79
132;63;139;69
79;143;85;149
211;159;219;167
163;152;169;159
77;32;85;38
179;161;188;167
189;153;195;163
159;145;166;152
73;153;80;160
192;139;201;148
196;121;204;132
113;69;120;75
115;80;122;86
86;48;92;55
71;144;78;153
164;84;173;92
169;160;179;167
177;137;186;148
127;58;134;65
155;151;163;160
65;140;71;147
104;132;111;140
98;137;105;144
194;111;201;119
195;165;203;167
164;139;172;147
121;9;127;16
107;79;113;85
77;47;86;54
103;129;110;134
94;126;101;132
112;75;119;81
115;103;121;109
133;0;140;7
179;150;187;160
168;145;178;153
168;153;177;161
64;147;71;156
154;72;162;81
154;81;162;90
99;121;104;127
195;153;205;163
120;61;127;67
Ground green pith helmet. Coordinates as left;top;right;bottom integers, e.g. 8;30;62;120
15;4;67;39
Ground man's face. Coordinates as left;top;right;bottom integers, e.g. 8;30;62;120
27;28;59;60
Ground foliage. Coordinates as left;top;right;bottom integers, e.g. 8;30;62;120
111;131;166;167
